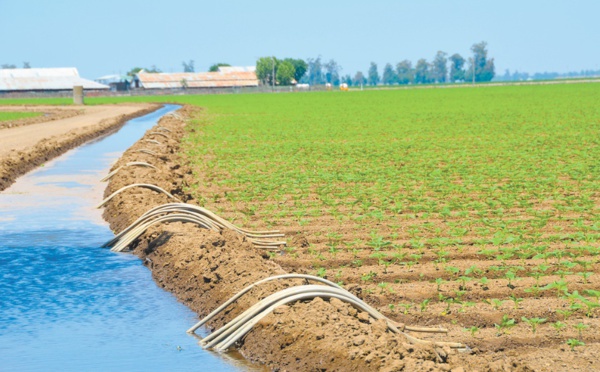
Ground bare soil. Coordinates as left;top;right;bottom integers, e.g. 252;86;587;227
0;103;159;191
99;105;600;371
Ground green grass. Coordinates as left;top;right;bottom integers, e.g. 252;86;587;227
0;111;43;121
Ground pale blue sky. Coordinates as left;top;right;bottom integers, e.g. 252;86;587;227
1;0;598;78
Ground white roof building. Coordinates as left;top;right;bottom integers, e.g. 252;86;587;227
0;68;109;91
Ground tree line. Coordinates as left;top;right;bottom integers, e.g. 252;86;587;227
1;62;31;69
255;42;495;87
353;41;495;86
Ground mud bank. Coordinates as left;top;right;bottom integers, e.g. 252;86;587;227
99;105;535;372
0;104;159;191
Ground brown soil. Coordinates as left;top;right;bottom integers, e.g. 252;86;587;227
0;103;159;191
0;105;83;130
100;105;600;371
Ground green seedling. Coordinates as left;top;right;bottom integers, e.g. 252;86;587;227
420;298;430;312
574;323;589;339
509;294;523;309
463;326;480;338
435;278;445;292
495;315;516;334
566;338;585;351
490;298;505;310
551;321;566;333
521;317;546;334
479;277;489;290
398;303;412;315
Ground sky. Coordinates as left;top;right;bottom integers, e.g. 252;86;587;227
1;0;598;79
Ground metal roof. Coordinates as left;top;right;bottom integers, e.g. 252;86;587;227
137;67;258;89
0;68;109;91
217;66;256;73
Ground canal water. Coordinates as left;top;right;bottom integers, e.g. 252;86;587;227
0;105;252;371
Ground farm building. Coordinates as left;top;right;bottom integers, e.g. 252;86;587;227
94;74;132;92
135;66;258;89
0;68;109;92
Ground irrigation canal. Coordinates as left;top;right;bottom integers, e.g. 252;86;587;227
0;105;254;371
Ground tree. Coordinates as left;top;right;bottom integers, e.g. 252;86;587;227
467;41;495;82
256;57;278;85
396;60;413;85
305;57;324;85
414;59;431;84
324;59;341;85
353;71;366;86
449;54;466;82
382;63;396;85
146;65;162;73
23;62;31;69
182;60;195;72
276;60;295;85
1;64;16;69
342;74;353;86
431;51;448;83
368;62;379;86
284;58;307;83
127;67;143;77
209;63;231;72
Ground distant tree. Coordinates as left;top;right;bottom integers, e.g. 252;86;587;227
284;58;307;83
256;57;278;85
396;60;413;85
208;63;231;72
127;67;143;76
466;41;495;82
276;60;295;85
23;62;31;69
353;71;366;86
182;60;195;72
382;63;396;85
342;74;353;86
146;65;162;73
1;64;16;69
414;59;431;84
511;70;529;81
305;57;325;85
324;59;341;85
431;51;448;83
368;62;379;86
449;53;466;82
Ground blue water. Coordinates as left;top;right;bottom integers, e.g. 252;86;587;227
0;105;253;371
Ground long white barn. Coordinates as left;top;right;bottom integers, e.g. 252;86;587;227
0;68;109;92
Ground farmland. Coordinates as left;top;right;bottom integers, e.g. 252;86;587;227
177;84;600;362
2;83;600;366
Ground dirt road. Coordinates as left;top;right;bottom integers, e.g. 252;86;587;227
0;103;159;191
0;105;152;157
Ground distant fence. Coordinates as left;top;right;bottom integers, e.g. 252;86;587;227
0;85;330;100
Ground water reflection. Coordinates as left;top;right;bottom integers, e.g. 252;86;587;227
0;105;254;371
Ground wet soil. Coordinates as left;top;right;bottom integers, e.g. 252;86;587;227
97;105;600;371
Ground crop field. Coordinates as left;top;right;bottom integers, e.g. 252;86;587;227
3;83;600;362
177;84;600;357
0;111;42;121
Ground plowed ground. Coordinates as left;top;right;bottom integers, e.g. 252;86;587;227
181;85;600;370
